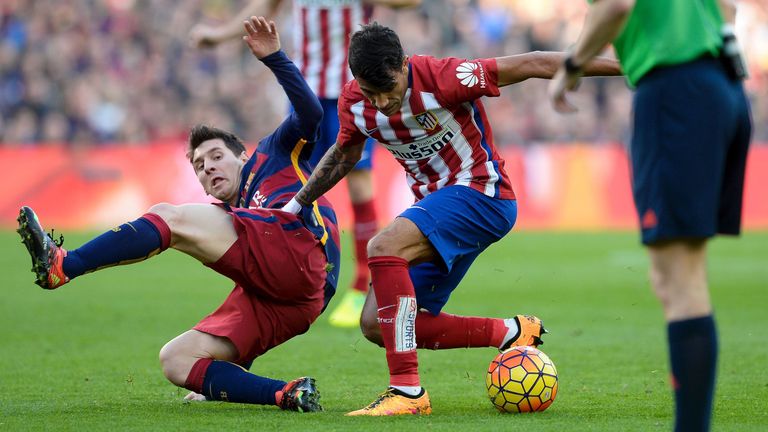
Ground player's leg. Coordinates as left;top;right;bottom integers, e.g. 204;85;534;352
346;216;434;416
630;58;751;431
159;329;319;412
318;96;377;328
360;259;544;351
327;167;377;327
17;203;235;289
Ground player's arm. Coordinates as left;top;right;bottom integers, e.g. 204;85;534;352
363;0;422;8
190;0;282;48
243;17;322;140
283;142;364;213
548;0;635;112
495;52;622;87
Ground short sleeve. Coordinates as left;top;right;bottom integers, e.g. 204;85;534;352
420;56;501;105
336;83;368;149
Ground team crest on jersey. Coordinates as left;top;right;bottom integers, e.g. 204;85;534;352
414;111;439;131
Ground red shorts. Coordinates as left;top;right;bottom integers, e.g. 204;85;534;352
193;207;327;364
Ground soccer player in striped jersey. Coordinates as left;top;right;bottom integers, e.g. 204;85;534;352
191;0;421;328
283;22;622;415
17;17;339;413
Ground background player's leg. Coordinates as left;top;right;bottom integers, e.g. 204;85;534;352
648;239;716;432
348;168;377;292
328;168;377;328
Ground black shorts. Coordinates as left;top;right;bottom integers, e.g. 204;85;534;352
630;57;752;245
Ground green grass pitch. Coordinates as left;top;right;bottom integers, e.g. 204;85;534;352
1;230;766;431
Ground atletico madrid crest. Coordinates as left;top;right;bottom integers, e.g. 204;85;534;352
414;111;439;131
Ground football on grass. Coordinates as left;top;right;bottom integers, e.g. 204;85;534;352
486;346;558;413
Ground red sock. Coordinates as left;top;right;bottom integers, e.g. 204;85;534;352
351;200;377;293
416;312;507;349
369;256;419;387
184;358;213;393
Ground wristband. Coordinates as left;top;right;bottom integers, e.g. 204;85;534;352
282;197;302;214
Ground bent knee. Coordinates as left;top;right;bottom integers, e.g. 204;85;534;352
360;313;384;347
159;342;196;387
147;203;181;228
367;233;396;258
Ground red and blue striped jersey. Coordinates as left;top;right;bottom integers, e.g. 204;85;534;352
233;50;341;299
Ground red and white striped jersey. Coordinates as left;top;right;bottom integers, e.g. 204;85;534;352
292;0;372;99
337;55;516;201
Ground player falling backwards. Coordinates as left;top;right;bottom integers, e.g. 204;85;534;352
282;22;622;415
191;0;421;328
17;17;339;413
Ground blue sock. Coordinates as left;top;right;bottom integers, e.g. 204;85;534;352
202;360;286;405
63;216;168;279
668;315;718;432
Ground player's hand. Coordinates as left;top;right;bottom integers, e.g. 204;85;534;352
243;16;280;59
189;24;225;49
548;67;582;113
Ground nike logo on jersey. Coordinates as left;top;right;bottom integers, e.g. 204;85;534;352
363;126;379;135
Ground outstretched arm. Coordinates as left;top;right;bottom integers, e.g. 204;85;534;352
496;51;622;87
243;16;322;139
190;0;282;48
548;0;635;113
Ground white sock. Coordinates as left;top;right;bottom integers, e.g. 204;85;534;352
391;385;422;396
499;318;520;349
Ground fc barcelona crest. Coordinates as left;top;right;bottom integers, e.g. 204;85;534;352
414;111;439;131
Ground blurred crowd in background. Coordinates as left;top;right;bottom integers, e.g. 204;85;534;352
2;0;767;147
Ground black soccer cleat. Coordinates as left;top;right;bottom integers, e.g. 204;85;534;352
16;206;69;290
278;377;322;413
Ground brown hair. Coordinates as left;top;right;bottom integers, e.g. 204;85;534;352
187;124;246;162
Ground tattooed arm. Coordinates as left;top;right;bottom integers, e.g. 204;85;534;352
284;142;364;212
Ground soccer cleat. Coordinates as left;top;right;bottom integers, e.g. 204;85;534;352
346;388;432;416
278;377;322;412
500;315;548;351
16;206;70;290
328;289;366;328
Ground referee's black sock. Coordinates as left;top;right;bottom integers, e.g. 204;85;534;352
668;315;718;432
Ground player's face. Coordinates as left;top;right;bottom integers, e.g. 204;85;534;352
191;139;248;204
357;58;410;117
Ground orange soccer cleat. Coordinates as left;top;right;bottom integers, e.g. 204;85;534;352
500;315;548;351
17;206;69;290
346;388;432;416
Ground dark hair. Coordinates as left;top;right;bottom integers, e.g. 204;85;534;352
187;124;246;162
348;22;405;91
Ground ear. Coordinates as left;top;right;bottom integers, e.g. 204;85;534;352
239;152;249;163
402;56;409;72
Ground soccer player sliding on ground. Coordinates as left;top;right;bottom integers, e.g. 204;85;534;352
17;17;340;413
282;22;623;415
191;0;422;328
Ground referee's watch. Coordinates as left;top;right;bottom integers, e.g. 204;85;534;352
564;55;583;75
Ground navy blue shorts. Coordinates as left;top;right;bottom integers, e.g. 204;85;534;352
631;57;752;245
308;98;375;170
400;186;517;314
